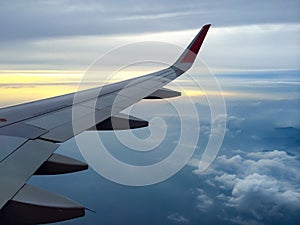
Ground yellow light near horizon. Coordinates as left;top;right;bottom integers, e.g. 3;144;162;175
182;89;236;97
0;69;251;108
0;71;83;107
0;85;78;107
0;69;152;107
182;90;206;96
0;70;81;84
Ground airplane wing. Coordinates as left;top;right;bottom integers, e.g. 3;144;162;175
0;24;210;225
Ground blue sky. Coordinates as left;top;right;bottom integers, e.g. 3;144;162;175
1;1;300;225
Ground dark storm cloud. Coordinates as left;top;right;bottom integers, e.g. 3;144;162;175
0;0;299;41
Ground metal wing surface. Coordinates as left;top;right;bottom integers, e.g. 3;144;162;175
0;24;210;225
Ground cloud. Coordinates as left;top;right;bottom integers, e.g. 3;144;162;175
1;23;300;72
228;173;300;211
196;189;214;212
227;216;264;225
1;0;299;41
0;1;299;74
216;154;243;173
215;173;238;189
227;116;245;131
167;213;189;224
194;150;300;224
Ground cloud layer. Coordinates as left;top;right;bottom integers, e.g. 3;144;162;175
194;149;300;225
1;0;299;40
1;1;299;72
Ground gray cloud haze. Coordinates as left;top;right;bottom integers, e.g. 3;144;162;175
0;0;299;72
0;0;299;41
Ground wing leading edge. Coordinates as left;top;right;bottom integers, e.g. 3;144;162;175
0;24;211;224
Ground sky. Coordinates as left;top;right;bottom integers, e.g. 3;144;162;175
1;1;300;225
0;0;299;74
0;0;299;106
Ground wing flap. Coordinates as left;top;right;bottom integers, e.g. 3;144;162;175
0;24;211;224
25;105;95;131
0;184;85;225
0;123;47;139
144;88;181;99
35;71;177;142
35;153;88;175
0;136;27;162
39;107;112;142
89;113;149;131
0;140;59;209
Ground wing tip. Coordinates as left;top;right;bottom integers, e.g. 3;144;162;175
173;23;211;70
187;24;211;55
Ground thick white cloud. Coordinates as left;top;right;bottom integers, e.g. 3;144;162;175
194;150;300;223
228;173;300;210
215;173;238;189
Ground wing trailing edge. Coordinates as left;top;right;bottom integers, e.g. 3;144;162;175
0;23;211;225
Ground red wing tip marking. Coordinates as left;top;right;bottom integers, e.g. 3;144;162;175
187;24;211;55
177;24;211;64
